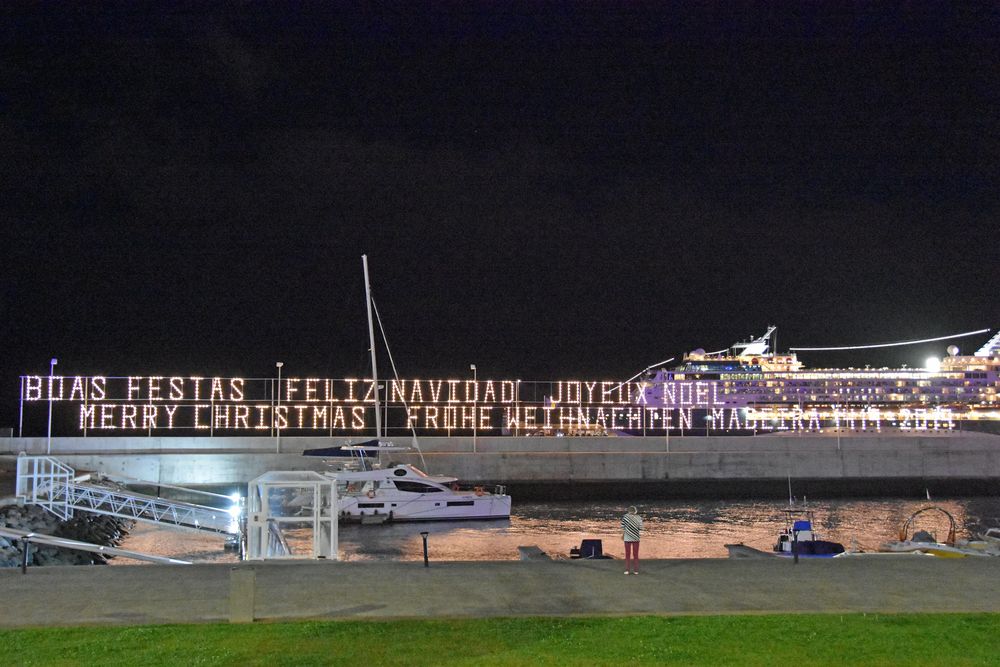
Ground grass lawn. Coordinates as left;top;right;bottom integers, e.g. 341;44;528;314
1;614;998;666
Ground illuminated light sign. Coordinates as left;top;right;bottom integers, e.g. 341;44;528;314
17;374;970;436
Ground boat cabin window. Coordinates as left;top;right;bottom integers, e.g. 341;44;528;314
393;480;443;493
341;481;381;494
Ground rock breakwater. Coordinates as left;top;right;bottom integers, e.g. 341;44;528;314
0;503;133;567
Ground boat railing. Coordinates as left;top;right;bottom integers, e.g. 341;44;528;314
900;506;957;545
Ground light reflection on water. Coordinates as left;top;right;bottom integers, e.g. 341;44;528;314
112;497;1000;565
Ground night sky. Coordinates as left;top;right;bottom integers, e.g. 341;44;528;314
2;2;998;431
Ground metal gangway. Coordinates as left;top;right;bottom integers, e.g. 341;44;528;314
15;455;239;535
0;526;192;569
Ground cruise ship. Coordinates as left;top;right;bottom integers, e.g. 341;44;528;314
633;327;1000;429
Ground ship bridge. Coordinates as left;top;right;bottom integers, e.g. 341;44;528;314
975;330;1000;357
733;325;776;358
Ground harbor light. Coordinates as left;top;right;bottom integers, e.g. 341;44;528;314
925;357;941;372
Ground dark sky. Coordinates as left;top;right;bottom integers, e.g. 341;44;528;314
2;2;999;430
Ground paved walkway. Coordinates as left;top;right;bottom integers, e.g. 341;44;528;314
2;557;999;627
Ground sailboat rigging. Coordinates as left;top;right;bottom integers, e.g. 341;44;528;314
302;255;512;523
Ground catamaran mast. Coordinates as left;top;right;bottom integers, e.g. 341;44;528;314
362;254;382;440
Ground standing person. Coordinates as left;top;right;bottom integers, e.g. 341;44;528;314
621;506;642;575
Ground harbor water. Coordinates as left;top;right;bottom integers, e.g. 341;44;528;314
112;496;1000;564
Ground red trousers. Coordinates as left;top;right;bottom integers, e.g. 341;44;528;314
624;541;639;571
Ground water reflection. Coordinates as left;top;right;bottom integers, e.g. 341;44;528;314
112;497;1000;565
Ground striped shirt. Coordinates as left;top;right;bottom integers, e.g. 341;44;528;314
621;513;643;542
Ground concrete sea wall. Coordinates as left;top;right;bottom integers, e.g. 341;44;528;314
3;433;1000;498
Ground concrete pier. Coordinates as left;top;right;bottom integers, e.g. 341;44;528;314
1;557;999;627
3;433;1000;496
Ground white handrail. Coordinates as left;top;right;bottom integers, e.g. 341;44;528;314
0;526;191;566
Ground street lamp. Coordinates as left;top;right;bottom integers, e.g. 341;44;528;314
46;358;57;454
470;364;477;453
275;361;284;454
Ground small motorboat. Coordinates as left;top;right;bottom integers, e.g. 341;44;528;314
880;507;996;557
977;527;1000;545
725;510;845;559
772;512;845;557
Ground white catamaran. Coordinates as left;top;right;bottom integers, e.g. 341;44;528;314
304;255;511;523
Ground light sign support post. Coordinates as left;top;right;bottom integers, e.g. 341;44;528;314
19;376;24;438
275;361;283;454
515;379;521;436
46;358;57;454
470;364;477;453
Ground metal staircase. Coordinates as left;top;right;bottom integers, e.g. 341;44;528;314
15;455;239;535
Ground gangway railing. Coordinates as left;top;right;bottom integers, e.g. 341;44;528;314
265;519;291;558
53;483;238;534
15;455;239;535
0;526;192;571
15;455;74;520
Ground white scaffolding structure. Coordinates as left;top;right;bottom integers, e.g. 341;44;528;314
246;471;338;560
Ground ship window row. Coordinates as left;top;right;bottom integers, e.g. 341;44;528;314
765;395;992;404
758;386;988;394
722;380;1000;393
719;386;996;399
773;372;961;380
723;386;996;394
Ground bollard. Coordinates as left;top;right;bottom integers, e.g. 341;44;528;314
21;537;31;574
229;566;256;624
420;531;429;567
